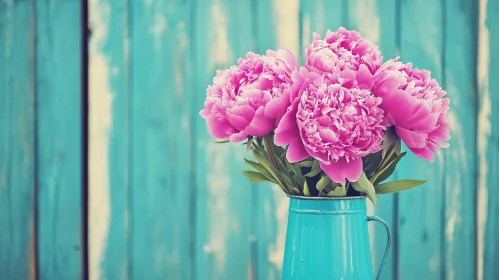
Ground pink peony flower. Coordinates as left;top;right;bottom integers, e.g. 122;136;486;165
275;67;386;184
306;27;382;75
200;49;298;142
373;59;450;162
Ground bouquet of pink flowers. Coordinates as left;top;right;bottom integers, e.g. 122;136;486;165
200;27;450;204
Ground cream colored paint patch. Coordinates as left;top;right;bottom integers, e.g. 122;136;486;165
352;3;380;262
202;1;233;272
477;0;491;279
354;0;380;45
203;142;230;272
209;0;231;67
150;14;167;51
268;187;289;271
273;0;299;57
88;0;113;279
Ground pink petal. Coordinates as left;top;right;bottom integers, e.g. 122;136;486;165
409;146;435;162
286;138;310;163
356;64;374;89
380;89;413;125
227;112;251;130
205;115;234;139
229;131;249;142
265;93;289;119
320;157;363;185
245;107;274;136
396;127;426;149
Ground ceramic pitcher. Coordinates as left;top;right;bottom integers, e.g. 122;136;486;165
282;196;391;280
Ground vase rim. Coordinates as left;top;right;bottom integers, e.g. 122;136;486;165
287;195;366;201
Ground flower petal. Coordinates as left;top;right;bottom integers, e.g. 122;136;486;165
286;138;310;163
245;107;274;136
396;126;426;149
205;115;235;139
320;157;363;185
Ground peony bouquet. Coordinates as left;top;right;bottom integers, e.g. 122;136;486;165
200;27;450;204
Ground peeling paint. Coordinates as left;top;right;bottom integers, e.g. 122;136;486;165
203;142;230;272
209;1;231;67
150;14;167;50
273;0;299;57
353;4;380;262
268;187;289;271
477;0;490;279
88;0;113;279
354;0;380;45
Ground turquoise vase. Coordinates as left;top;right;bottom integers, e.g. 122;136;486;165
282;196;391;280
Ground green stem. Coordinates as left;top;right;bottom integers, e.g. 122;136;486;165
263;135;279;171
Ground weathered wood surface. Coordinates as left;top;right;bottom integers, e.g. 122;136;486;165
1;0;499;279
0;1;36;279
88;0;130;278
35;0;83;278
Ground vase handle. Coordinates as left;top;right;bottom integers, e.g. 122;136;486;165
367;216;392;280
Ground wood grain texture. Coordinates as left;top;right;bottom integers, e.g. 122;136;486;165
130;0;193;279
478;0;499;279
443;0;477;279
253;0;300;279
0;1;36;279
35;0;83;278
398;0;444;279
193;0;254;279
88;0;130;279
347;1;397;279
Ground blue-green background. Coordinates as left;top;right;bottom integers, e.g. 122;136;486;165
1;0;498;279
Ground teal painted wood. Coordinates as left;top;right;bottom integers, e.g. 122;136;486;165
253;0;301;279
130;0;193;279
299;0;347;63
253;1;281;278
479;0;499;279
88;0;130;279
35;0;83;278
346;1;397;279
398;1;444;279
282;196;390;280
442;0;477;279
0;1;36;279
194;0;254;279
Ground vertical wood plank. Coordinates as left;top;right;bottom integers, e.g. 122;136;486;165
193;0;254;278
88;0;130;279
0;1;36;279
443;0;477;279
347;1;397;279
478;0;499;279
251;0;308;279
398;0;444;279
130;0;192;278
36;0;83;278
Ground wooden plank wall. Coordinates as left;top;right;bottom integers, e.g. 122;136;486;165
1;0;499;279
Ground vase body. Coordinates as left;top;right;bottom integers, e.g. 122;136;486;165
282;196;389;280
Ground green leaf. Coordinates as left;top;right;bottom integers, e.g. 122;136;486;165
382;126;401;157
303;180;311;196
370;152;407;185
351;172;377;205
244;159;275;182
327;185;347;197
241;171;273;183
316;175;331;193
305;159;321;177
215;139;230;144
246;137;254;151
375;180;427;194
363;151;383;177
296;159;314;168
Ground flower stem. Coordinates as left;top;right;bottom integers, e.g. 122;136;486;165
263;135;279;171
